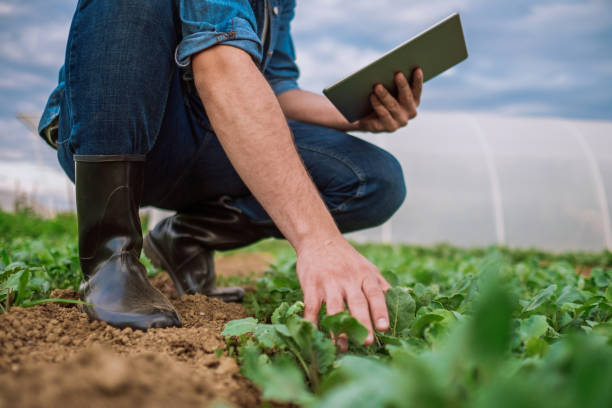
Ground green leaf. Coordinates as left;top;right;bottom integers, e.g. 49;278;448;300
286;315;316;351
524;337;549;357
435;293;464;310
260;361;314;404
385;287;416;336
284;315;336;380
559;302;582;313
270;301;304;325
377;333;405;346
518;315;549;343
423;320;452;346
317;355;396;407
384;337;429;357
241;346;314;405
311;329;337;376
274;323;291;338
2;268;25;291
20;298;91;307
222;317;258;336
450;275;474;295
3;268;32;306
410;313;444;337
556;285;584;306
381;270;400;287
576;296;606;314
288;301;305;317
468;272;515;363
522;284;557;313
0;248;10;267
413;283;435;309
591;322;612;342
271;275;298;289
478;250;506;276
271;302;290;325
320;311;368;346
252;324;285;349
591;268;611;288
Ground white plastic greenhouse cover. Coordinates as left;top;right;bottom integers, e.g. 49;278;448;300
347;112;612;252
11;112;612;252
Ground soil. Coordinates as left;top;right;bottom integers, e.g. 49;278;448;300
0;252;275;408
216;252;275;280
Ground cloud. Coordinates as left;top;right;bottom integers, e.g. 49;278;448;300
0;0;610;131
0;22;69;68
0;2;28;16
292;0;612;120
463;70;573;94
293;0;475;93
0;3;15;15
0;70;48;90
294;0;470;34
513;0;612;32
0;116;59;168
296;38;383;92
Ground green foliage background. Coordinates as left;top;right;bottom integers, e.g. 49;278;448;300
228;243;612;407
0;210;158;310
1;210;612;407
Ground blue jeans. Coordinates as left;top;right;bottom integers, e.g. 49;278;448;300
56;0;406;238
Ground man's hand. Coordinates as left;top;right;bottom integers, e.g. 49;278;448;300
192;45;393;351
297;236;391;351
356;68;423;133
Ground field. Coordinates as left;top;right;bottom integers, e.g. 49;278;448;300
1;209;612;407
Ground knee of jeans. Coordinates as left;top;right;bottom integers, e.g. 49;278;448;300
360;150;406;227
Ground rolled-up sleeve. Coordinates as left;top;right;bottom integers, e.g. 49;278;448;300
264;0;299;95
176;0;263;67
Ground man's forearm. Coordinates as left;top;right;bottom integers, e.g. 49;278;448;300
192;46;340;250
277;89;359;131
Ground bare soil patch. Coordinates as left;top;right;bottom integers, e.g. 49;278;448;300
215;252;275;280
0;252;275;408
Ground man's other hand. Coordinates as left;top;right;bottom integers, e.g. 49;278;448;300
297;236;391;351
356;67;423;133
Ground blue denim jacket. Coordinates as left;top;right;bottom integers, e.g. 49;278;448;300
38;0;299;147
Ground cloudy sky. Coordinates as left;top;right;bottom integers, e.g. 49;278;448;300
0;0;611;172
292;0;612;119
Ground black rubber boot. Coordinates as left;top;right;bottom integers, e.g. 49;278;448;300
143;196;266;302
75;155;182;330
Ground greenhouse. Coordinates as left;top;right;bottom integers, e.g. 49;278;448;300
347;111;612;252
10;111;612;252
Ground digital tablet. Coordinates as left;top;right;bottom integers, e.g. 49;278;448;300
323;13;468;123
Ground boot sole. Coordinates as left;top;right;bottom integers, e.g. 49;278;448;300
143;234;188;297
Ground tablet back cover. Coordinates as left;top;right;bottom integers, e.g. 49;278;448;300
323;13;468;122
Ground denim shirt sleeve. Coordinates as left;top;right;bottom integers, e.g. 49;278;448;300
176;0;263;67
264;0;299;95
38;66;65;148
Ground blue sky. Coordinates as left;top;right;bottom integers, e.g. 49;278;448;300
292;0;612;120
0;0;611;170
